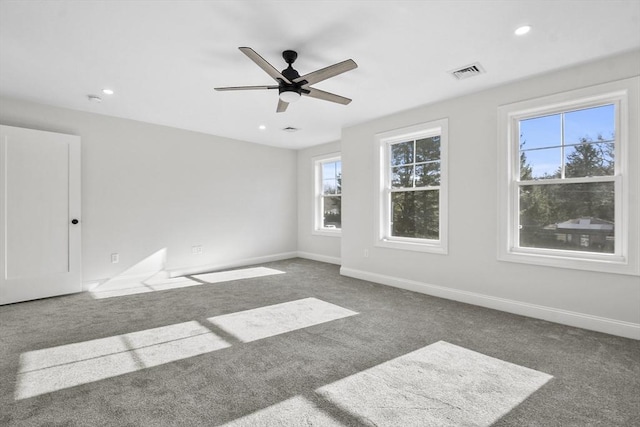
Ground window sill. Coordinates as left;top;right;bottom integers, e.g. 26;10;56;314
498;247;639;276
376;238;447;254
312;229;342;237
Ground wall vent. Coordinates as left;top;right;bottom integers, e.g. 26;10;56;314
449;62;485;80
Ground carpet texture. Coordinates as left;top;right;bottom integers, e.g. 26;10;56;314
1;258;638;426
225;341;552;426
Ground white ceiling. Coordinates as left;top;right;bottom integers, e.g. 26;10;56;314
1;1;639;149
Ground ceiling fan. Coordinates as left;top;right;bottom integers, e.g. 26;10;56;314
215;47;357;113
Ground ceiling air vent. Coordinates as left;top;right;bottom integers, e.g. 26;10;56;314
282;126;299;133
449;62;485;80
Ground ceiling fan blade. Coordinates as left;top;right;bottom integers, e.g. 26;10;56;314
214;85;278;91
294;59;357;86
276;98;289;113
303;87;352;105
239;47;292;84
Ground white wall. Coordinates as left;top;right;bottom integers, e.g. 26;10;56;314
340;50;640;339
297;141;341;264
0;97;298;283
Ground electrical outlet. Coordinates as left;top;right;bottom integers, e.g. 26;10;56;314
192;245;203;255
364;249;369;258
111;253;119;263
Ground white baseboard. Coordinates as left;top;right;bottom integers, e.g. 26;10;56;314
296;251;341;265
168;251;298;277
340;267;640;340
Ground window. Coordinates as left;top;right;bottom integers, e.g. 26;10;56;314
498;78;639;275
375;119;448;253
313;154;341;235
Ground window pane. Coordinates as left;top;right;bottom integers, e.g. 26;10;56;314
391;166;413;188
564;142;614;178
415;162;440;187
391;141;414;166
520;147;561;180
415;136;440;162
519;182;614;253
520;114;561;150
564;104;615;145
323;178;337;195
391;190;439;239
323;162;336;180
323;196;341;229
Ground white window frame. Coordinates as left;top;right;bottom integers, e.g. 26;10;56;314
375;118;448;254
498;77;639;275
313;153;342;236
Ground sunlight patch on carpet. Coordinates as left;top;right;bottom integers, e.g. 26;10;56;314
221;396;336;426
15;297;357;400
90;267;285;299
15;321;230;399
207;297;358;343
222;341;552;427
317;341;553;426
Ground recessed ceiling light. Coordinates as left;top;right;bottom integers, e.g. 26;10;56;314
515;25;531;36
102;88;114;95
259;125;266;130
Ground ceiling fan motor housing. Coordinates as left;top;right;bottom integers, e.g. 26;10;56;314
281;66;301;82
279;51;306;101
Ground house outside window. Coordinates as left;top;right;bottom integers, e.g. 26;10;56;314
498;78;639;275
313;154;341;235
375;119;448;254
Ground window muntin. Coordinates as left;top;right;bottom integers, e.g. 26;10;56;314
517;104;616;255
313;155;341;234
376;119;448;253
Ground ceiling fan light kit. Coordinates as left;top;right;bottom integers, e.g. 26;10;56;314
215;47;357;113
279;89;301;103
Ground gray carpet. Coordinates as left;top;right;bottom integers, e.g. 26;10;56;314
1;258;638;426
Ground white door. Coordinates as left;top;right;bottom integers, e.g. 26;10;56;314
0;125;81;304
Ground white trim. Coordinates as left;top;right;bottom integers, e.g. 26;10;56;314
167;251;298;277
312;152;342;236
340;267;640;340
374;118;449;254
82;280;103;292
497;77;639;275
297;251;341;265
311;229;341;237
375;238;448;254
